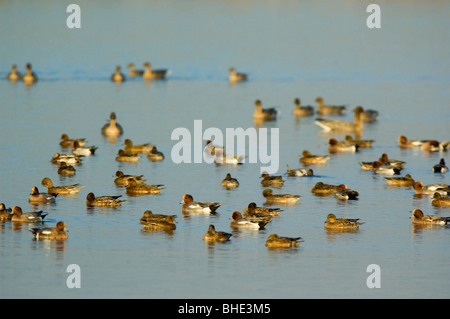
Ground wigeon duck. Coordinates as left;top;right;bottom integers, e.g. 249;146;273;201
384;174;415;186
378;153;406;169
431;193;450;207
265;234;303;248
125;178;165;195
243;202;282;217
0;203;13;221
51;153;82;165
72;141;97;156
204;140;225;156
315;97;346;115
334;186;359;200
86;192;125;207
41;177;84;195
142;219;176;231
181;194;221;214
147;147;165;162
111;66;125;83
29;221;68;241
324;213;363;230
372;161;401;175
221;173;239;189
344;135;374;149
127;63;144;77
213;149;245;165
413;181;450;196
101;112;123;137
315;107;364;132
11;206;47;223
420;140;441;152
311;182;346;195
292;98;314;117
143;62;170;80
203;224;232;243
260;172;284;187
124;139;154;155
113;171;147;186
228;67;247;84
328;137;358;153
285;165;314;177
115;149;140;163
253;99;278;122
59;133;87;148
7;64;22;82
140;210;177;225
243;203;273;221
230;211;270;230
22;63;38;85
411;209;450;226
28;187;57;204
262;188;302;204
432;159;448;173
397;135;426;149
299;150;330;165
354;106;378;123
57;162;76;176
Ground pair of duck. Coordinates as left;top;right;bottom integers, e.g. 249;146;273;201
311;182;359;200
7;63;38;85
359;153;405;175
111;62;170;83
398;136;449;152
315;97;379;122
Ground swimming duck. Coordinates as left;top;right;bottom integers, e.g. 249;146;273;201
11;206;48;223
123;139;154;155
292;98;314;117
334;187;359;200
285;165;314;177
315;97;346;115
431;193;450;207
125;178;165;195
378;153;406;169
228;67;247;83
115;149;140;163
143;62;170;80
221;173;239;189
0;203;13;221
22;63;38;85
213;149;245;165
142;219;176;231
181;194;221;214
372;161;401;175
204;140;225;156
114;171;147;186
230;211;270;230
111;66;125;83
311;182;347;195
59;133;87;148
397;135;427;149
140;210;177;225
265;234;303;248
72;141;97;156
262;188;302;204
354;106;378;123
328;137;359;153
413;181;450;196
432;159;448;173
28;187;57;204
411;209;450;226
101;112;124;137
127;63;144;77
420;140;441;152
344;135;374;149
147;147;165;162
86;192;125;207
324;213;363;230
29;221;68;241
315;107;364;132
203;224;232;243
41;177;84;195
7;64;22;82
57;162;76;176
253;99;278;122
243;202;282;217
51;153;82;165
299;150;330;165
384;174;415;186
260;172;284;187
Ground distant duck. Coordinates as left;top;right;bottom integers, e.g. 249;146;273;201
143;62;170;80
221;173;239;189
384;174;415;186
181;194;221;215
125;178;165;195
124;139;154;155
230;211;270;230
372;161;401;175
29;221;68;241
114;171;147;186
299;150;330;165
51;153;82;165
22;63;38;85
86;192;125;207
11;206;47;224
203;225;232;243
147;147;165;162
57;162;76;176
111;66;125;83
265;234;303;248
315;97;346;115
315;107;364;132
243;202;282;217
262;188;302;204
60;133;87;148
292;98;314;117
204;140;225;156
397;135;428;149
431;192;450;207
328;137;358;153
41;177;84;195
213;149;245;165
101;112;123;137
324;213;363;230
6;64;22;82
355;106;378;123
72;141;97;156
228;67;247;83
334;187;359;200
127;63;144;77
285;165;314;177
0;203;13;222
432;159;448;173
28;187;57;204
115;149;140;163
411;209;450;226
344;135;374;149
260;172;284;187
311;182;347;195
413;181;450;196
253;99;278;122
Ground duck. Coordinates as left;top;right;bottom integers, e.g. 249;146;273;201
50;152;82;165
292;98;314;117
140;210;177;225
397;135;426;149
334;187;359;200
22;63;38;85
86;192;125;207
413;181;450;196
203;225;232;243
57;162;76;176
125;178;165;195
315;107;364;132
431;192;450;207
28;187;57;204
29;221;68;241
344;135;374;148
213;149;245;165
411;209;450;226
260;172;284;187
101;112;123;137
230;211;270;230
324;213;363;230
111;66;125;83
7;64;22;82
113;171;147;186
384;174;415;186
311;182;347;195
315;97;346;115
372;161;401;175
127;63;144;77
204;140;225;156
72;141;97;156
0;203;13;221
221;173;239;189
147;147;165;162
115;149;140;163
59;133;87;148
355;106;378;123
181;194;221;215
420;140;441;152
378;153;406;169
143;62;170;80
328;137;358;153
228;67;247;83
123;139;154;155
262;188;302;204
241;206;272;224
265;234;303;248
299;150;330;165
142;219;176;231
285;165;314;177
11;206;48;223
41;177;84;195
432;159;448;173
243;202;282;217
253;99;278;122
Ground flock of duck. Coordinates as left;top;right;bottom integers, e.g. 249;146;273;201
2;64;450;248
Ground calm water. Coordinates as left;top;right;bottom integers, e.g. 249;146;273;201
0;0;449;299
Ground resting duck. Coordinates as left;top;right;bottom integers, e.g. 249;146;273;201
230;211;270;230
28;187;57;204
221;173;239;189
228;67;247;83
125;179;165;195
101;112;123;137
181;194;221;215
29;221;68;241
203;225;232;243
324;213;363;230
114;171;147;186
265;234;303;248
260;172;284;187
315;97;346;115
41;177;84;195
292;98;314;117
253;99;278;122
143;62;170;80
285;165;314;177
86;192;125;207
127;63;144;77
11;206;47;223
262;188;302;204
299;150;330;165
411;209;450;226
111;66;125;83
